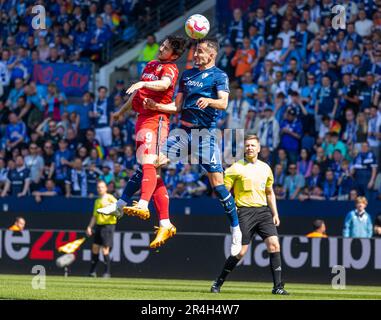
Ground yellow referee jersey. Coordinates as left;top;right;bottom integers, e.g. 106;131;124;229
93;193;118;225
224;159;274;207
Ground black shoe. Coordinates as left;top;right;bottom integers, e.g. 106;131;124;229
210;280;223;293
272;284;290;295
88;272;97;277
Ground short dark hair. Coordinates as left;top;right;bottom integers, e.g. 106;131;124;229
198;37;220;53
166;35;187;59
313;219;324;230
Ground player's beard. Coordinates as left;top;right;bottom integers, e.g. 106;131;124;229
245;152;258;162
158;51;174;62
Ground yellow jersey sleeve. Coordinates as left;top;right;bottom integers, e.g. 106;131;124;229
266;166;274;188
224;163;240;191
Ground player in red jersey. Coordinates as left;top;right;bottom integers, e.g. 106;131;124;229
98;36;186;248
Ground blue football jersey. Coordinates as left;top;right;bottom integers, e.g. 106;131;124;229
179;66;230;128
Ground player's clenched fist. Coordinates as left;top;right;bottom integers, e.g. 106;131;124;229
112;111;122;122
143;98;157;110
86;226;93;237
196;97;210;109
273;215;280;227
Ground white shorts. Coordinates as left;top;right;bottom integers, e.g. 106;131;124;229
95;127;112;147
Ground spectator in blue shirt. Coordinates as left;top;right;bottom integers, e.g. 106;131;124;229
280;107;303;164
74;20;90;58
217;40;236;80
89;17;112;52
10;47;32;80
1;155;30;197
54;138;73;191
65;158;88;198
315;60;338;87
5;112;27;151
343;196;373;238
306;40;324;74
306;163;323;189
324;40;341;71
90;86;112;147
227;8;245;47
284;163;305;200
163;164;180;195
15;23;29;47
294;20;313;61
315;76;338;130
76;91;93;137
32;179;62;203
25;81;45;114
337;160;355;200
351;142;378;199
248;24;264;53
322;169;338;200
5;77;24;112
265;3;282;43
358;73;377;111
121;145;137;170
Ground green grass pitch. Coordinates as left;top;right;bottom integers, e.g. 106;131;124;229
0;275;380;300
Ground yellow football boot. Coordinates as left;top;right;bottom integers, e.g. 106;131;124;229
149;224;177;249
123;201;150;220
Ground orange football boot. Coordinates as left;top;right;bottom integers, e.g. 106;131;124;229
123;201;150;220
149;224;177;248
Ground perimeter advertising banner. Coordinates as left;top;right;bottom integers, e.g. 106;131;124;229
0;229;380;285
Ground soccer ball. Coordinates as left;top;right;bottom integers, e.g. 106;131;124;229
185;14;210;40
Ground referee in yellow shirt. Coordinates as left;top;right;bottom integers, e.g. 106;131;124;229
86;181;117;278
211;134;289;295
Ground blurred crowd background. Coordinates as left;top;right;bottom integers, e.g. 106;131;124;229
1;0;381;205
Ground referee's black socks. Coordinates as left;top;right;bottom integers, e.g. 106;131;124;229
90;253;99;274
269;252;283;288
104;254;111;275
216;255;241;285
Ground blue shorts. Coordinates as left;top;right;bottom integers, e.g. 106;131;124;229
161;126;223;173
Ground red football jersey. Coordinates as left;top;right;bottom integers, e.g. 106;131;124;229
132;60;178;119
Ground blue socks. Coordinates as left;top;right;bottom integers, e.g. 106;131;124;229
213;185;239;227
120;167;143;202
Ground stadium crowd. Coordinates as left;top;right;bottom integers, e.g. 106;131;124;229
216;0;381;202
1;0;381;204
0;0;162;65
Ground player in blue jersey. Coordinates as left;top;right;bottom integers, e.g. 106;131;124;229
142;38;242;255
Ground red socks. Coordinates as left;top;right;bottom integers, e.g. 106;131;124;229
141;165;170;222
140;164;157;202
152;177;169;220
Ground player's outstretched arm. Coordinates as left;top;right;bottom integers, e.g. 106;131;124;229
196;91;229;110
143;93;184;114
113;91;136;122
126;77;172;94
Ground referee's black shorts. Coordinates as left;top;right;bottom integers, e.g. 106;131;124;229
93;224;115;247
238;206;278;245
